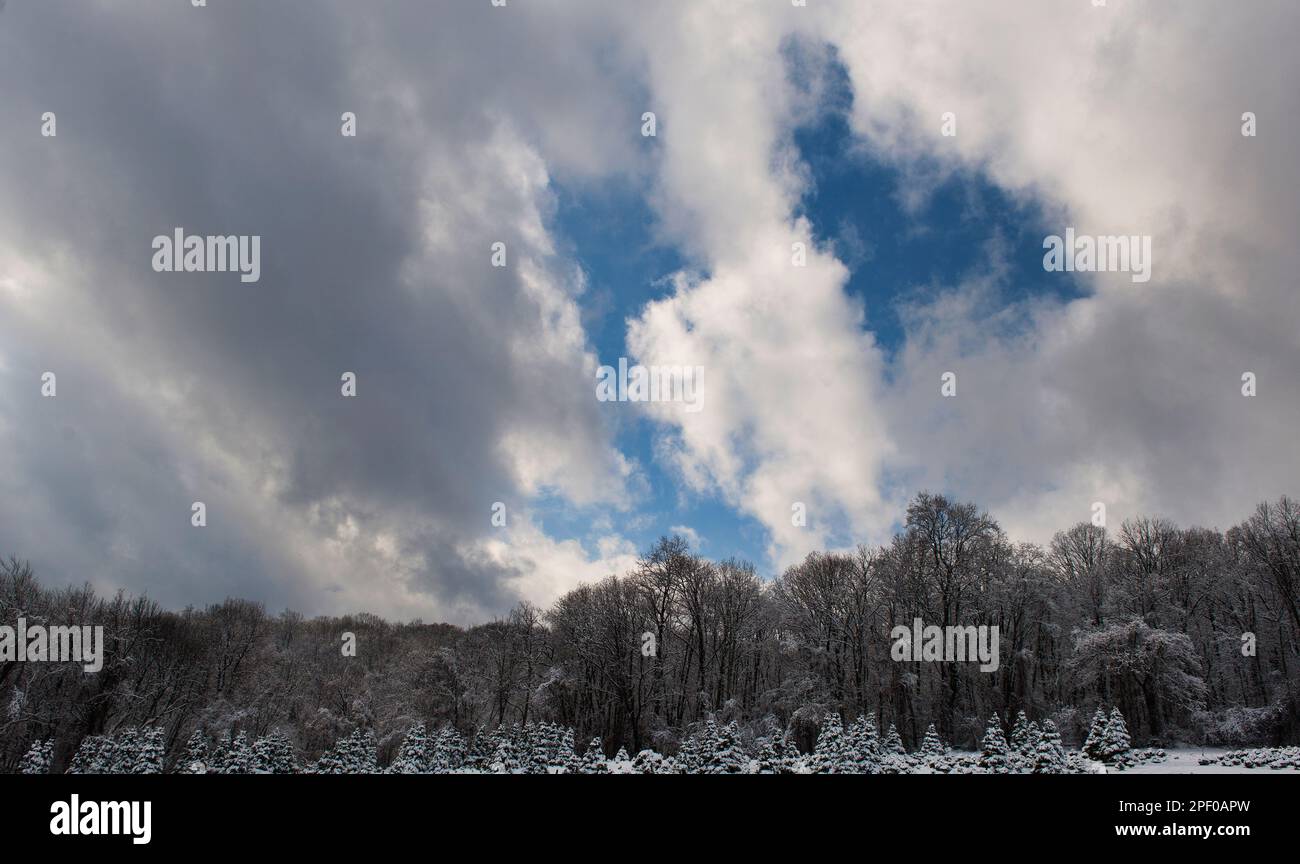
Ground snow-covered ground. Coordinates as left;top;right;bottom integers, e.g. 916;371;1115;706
1113;748;1294;775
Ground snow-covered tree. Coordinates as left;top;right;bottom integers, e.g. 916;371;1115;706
432;725;466;773
1032;719;1067;774
578;737;606;774
703;722;747;774
632;748;668;774
105;727;137;773
811;712;848;774
20;739;53;775
1083;706;1109;761
555;727;580;774
606;747;635;774
1008;710;1031;753
177;729;209;774
314;728;377;774
979;715;1009;774
390;722;432;774
882;723;906;756
920;724;947;760
1102;707;1132;764
252;730;297;774
220;731;255;774
133;726;165;774
68;735;113;774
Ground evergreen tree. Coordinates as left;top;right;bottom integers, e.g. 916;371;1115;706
252;730;297;774
177;729;209;774
432;725;466;773
20;738;53;775
489;730;521;774
390;722;431;774
578;737;606;774
221;731;255;774
105;727;137;773
1102;707;1132;764
632;748;667;774
68;735;113;774
1082;706;1109;761
556;727;580;774
843;714;881;774
979;715;1009;774
606;747;635;774
315;728;376;774
675;733;702;774
920;724;947;760
811;712;848;774
1032;719;1067;774
1008;710;1031;753
703;722;747;774
134;726;165;774
883;723;906;756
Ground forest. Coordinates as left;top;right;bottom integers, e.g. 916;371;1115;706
2;492;1299;772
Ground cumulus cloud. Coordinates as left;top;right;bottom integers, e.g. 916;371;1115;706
1;0;1295;621
0;0;642;622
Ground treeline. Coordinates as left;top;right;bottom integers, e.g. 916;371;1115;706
15;707;1155;775
2;493;1299;772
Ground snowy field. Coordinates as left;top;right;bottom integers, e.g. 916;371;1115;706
1114;749;1296;775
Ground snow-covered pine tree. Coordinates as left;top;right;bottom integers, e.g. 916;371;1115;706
883;723;906;756
920;724;947;760
20;738;53;774
465;725;496;771
432;725;466;773
675;732;701;774
1032;719;1067;774
105;727;137;774
1102;707;1132;765
68;735;113;774
390;722;431;774
525;723;559;774
606;747;635;774
1012;720;1041;773
1082;706;1109;761
979;715;1009;774
489;730;521;774
693;717;721;771
1008;710;1031;753
703;722;747;774
578;737;606;774
177;729;209;774
134;726;165;774
632;748;667;774
556;727;580;774
851;713;882;773
252;730;297;774
811;712;848;774
315;728;376;774
752;734;780;774
221;731;254;774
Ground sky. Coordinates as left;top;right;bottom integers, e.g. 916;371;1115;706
1;0;1297;625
